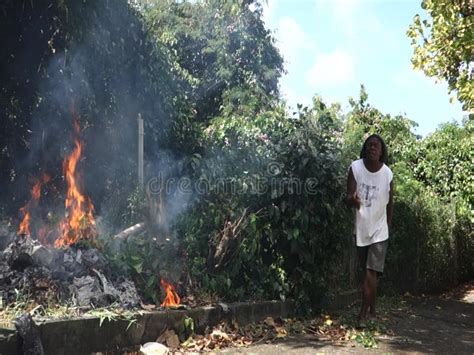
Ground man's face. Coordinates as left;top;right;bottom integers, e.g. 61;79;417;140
366;137;382;161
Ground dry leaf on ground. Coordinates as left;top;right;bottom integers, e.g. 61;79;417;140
157;329;180;349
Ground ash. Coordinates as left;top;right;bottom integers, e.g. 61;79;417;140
0;231;140;310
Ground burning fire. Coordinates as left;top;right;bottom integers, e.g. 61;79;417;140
18;207;32;237
54;106;97;248
16;104;97;247
160;279;181;307
18;173;50;237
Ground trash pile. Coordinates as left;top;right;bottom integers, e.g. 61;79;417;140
0;229;140;311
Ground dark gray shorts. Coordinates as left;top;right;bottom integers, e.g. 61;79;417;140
357;240;388;273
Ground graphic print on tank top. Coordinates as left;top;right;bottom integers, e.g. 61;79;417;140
359;183;379;207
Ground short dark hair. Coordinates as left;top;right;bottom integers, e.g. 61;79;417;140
360;134;388;164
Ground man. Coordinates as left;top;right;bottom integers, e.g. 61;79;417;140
346;134;394;328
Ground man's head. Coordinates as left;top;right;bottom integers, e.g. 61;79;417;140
360;134;388;164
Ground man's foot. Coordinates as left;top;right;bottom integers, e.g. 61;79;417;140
356;317;367;329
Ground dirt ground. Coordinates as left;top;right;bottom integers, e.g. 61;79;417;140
218;281;474;354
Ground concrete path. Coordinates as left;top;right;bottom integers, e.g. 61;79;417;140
217;281;474;354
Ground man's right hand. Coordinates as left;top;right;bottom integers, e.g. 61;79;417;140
351;192;361;209
346;167;361;209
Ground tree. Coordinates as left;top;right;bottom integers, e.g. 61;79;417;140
140;0;284;125
407;0;473;110
415;121;473;209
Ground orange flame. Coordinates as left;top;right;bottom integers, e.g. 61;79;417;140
54;107;96;248
160;279;181;307
18;206;31;236
18;174;50;237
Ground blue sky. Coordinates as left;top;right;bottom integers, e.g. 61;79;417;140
260;0;466;136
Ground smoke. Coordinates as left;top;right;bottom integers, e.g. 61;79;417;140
3;0;278;240
1;0;184;243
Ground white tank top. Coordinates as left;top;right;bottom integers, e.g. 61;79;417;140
351;159;393;246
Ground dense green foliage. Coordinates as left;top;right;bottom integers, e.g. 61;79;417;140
407;0;473;110
174;97;348;310
1;0;472;308
138;0;284;154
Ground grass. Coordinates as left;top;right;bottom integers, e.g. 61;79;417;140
0;289;139;330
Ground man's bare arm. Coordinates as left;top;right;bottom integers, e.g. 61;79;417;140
346;167;361;209
387;180;394;226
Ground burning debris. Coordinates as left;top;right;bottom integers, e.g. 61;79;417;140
1;103;185;327
56;106;97;248
18;174;51;238
0;234;140;311
160;279;181;308
0;105;133;311
16;104;96;249
0;105;136;309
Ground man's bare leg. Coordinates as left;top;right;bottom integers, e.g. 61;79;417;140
369;272;377;318
358;269;377;326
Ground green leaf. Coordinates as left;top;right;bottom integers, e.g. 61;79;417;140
131;260;143;274
146;275;157;288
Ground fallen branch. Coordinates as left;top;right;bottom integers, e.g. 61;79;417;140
208;208;263;273
113;222;146;240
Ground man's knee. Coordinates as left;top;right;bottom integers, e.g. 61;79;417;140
366;268;377;282
366;268;376;274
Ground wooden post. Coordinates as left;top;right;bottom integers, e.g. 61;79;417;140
138;114;144;190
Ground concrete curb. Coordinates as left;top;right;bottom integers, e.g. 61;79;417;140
320;289;360;310
0;300;295;354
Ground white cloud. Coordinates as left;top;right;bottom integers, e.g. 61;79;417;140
262;2;317;71
274;17;316;66
306;50;355;87
392;64;442;88
330;0;361;17
261;0;278;30
280;84;311;110
319;0;363;32
280;85;297;106
318;0;385;45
